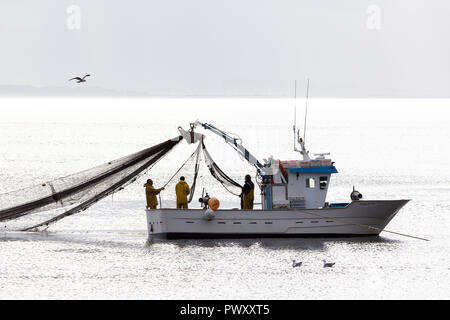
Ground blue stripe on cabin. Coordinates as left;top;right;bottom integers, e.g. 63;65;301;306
288;166;338;174
266;186;271;210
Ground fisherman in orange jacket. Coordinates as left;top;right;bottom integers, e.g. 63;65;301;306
175;176;190;209
144;179;164;209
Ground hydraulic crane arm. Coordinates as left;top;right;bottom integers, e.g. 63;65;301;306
193;121;264;172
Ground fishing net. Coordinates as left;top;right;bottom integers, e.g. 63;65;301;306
0;136;182;230
188;142;202;203
0;131;251;231
201;140;242;196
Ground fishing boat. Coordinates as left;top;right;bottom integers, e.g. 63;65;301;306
146;121;409;239
0;112;408;239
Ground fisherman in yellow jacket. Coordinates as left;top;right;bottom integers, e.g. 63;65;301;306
175;176;190;209
144;179;164;209
241;174;255;210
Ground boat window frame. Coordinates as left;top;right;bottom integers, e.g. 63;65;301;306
305;177;315;189
319;176;328;190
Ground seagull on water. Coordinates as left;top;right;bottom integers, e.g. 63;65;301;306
322;260;335;268
69;74;91;83
292;260;302;268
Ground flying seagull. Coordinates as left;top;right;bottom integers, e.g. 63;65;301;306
322;260;335;268
69;74;90;83
292;260;302;268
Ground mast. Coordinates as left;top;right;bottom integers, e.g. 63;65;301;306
303;78;309;143
293;80;297;151
293;78;311;161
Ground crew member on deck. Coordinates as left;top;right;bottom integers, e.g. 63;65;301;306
241;174;255;210
144;179;164;209
175;176;190;209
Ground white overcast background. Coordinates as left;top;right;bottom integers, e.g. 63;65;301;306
0;0;448;97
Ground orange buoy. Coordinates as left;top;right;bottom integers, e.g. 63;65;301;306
208;197;220;210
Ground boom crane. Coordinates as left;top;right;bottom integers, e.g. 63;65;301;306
190;121;265;176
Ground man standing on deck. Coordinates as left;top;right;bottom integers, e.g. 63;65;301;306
241;174;255;210
144;179;164;209
175;176;190;209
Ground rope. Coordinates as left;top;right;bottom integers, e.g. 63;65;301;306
161;150;197;188
298;208;429;242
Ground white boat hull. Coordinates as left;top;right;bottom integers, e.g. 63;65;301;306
146;200;409;239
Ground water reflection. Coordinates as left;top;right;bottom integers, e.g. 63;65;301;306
146;235;401;251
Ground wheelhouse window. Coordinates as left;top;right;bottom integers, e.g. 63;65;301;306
306;178;315;188
319;176;328;190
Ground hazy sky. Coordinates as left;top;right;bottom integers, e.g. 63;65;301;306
0;0;448;97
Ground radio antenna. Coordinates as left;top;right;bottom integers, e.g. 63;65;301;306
303;78;310;142
293;80;297;150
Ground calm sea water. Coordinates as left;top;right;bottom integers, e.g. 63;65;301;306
0;98;449;299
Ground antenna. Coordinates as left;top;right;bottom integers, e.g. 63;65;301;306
303;78;309;142
293;79;311;160
293;80;297;150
